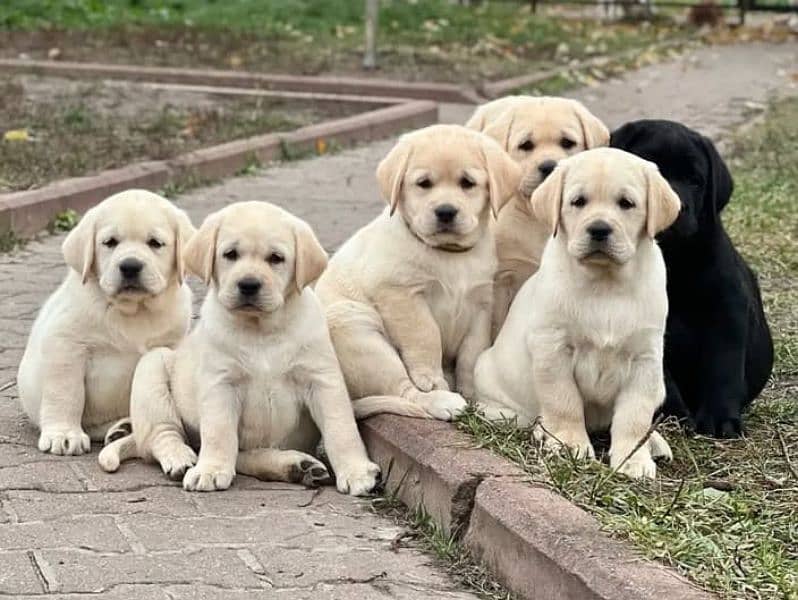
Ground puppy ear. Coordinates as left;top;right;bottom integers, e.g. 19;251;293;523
172;208;196;286
645;163;682;237
62;207;97;284
480;137;522;218
183;211;221;286
293;222;328;292
464;106;487;131
376;141;413;216
700;134;733;214
482;110;515;151
530;162;567;237
572;100;609;149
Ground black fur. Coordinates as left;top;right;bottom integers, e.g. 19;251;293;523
610;119;774;438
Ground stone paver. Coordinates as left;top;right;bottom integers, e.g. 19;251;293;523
0;41;795;598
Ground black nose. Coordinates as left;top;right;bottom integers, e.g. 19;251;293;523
538;160;557;179
237;277;262;297
587;221;613;242
434;204;458;224
118;258;143;279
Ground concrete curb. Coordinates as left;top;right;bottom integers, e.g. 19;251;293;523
360;416;716;600
0;59;483;103
0;100;437;237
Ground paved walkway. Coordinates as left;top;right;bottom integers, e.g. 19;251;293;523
0;41;795;599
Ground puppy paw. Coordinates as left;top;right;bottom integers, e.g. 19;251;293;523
287;453;333;488
417;390;467;421
408;368;448;393
160;445;198;481
38;427;91;456
533;425;595;460
335;459;381;496
615;455;657;479
695;410;742;438
183;463;234;492
648;431;673;461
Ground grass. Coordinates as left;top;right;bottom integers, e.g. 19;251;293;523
0;0;695;82
457;97;798;600
0;76;354;192
371;483;516;600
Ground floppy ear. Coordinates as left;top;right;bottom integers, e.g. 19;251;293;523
572;100;610;149
376;140;412;216
62;207;97;284
482;110;515;151
530;162;567;237
645;163;682;237
699;134;733;214
172;208;196;286
465;106;487;131
183;211;221;286
480;138;522;218
293;222;328;292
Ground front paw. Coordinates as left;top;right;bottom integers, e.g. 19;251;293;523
695;408;742;438
613;454;657;479
38;427;91;456
335;459;381;496
183;464;235;492
533;424;595;460
416;390;467;421
408;367;448;393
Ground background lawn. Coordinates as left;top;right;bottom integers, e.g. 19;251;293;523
458;96;798;599
0;0;694;82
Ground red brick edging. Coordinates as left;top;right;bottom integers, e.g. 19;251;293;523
360;416;715;600
0;100;437;237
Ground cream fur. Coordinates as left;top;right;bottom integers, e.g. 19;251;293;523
474;148;680;479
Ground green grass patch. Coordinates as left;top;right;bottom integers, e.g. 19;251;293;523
0;0;694;82
457;97;798;600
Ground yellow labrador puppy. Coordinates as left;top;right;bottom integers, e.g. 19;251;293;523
17;190;195;455
100;202;380;496
315;125;521;420
474;148;680;479
466;96;610;334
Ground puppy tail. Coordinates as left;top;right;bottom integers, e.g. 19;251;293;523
98;418;138;472
352;396;431;420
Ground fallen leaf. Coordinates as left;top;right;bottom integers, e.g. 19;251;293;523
315;138;328;155
4;129;30;142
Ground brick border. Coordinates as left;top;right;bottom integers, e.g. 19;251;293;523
0;100;437;237
0;59;482;103
360;416;716;600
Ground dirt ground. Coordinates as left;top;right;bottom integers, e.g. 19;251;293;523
0;75;367;192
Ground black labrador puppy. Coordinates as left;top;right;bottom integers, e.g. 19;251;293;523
610;120;773;437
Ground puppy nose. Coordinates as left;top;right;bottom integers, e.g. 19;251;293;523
538;160;557;179
118;258;143;278
237;277;262;297
587;221;613;242
434;204;458;224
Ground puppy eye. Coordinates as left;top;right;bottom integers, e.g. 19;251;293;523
416;177;433;189
147;238;164;249
517;140;534;152
267;252;285;265
618;197;635;210
223;249;239;261
571;195;588;208
560;138;577;150
459;176;476;190
103;237;118;248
